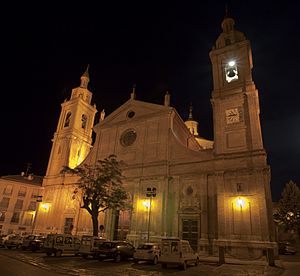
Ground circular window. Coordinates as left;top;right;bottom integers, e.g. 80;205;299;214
127;110;135;119
120;129;137;147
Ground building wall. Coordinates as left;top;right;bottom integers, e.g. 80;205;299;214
30;16;276;260
0;176;42;235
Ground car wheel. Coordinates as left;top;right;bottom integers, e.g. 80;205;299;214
55;250;62;257
153;256;158;265
133;258;139;264
181;261;187;270
46;252;52;256
115;254;122;263
82;255;88;259
7;246;12;249
162;263;167;268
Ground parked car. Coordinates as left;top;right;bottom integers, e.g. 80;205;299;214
22;235;44;250
29;236;46;252
133;243;160;264
5;235;24;249
159;238;199;270
278;241;297;255
43;234;81;257
79;235;105;259
97;241;135;262
0;234;16;247
0;235;8;248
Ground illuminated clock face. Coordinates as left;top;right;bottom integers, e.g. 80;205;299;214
225;60;238;83
120;129;137;146
225;108;240;124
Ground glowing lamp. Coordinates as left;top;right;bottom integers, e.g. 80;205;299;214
228;60;236;67
236;197;246;209
142;200;150;208
40;203;50;212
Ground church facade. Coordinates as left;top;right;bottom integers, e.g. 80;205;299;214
34;15;276;257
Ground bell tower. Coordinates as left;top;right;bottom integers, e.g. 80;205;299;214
209;15;276;259
44;66;97;181
210;15;264;156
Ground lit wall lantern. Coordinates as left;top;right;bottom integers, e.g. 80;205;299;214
40;203;51;212
142;200;150;209
235;197;247;209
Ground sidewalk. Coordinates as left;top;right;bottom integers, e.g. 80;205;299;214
198;255;285;276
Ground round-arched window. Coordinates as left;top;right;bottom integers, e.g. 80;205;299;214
120;129;137;147
127;110;135;119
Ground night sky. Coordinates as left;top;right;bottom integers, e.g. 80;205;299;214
1;1;300;201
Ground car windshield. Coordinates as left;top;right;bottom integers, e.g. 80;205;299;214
82;236;92;242
101;242;114;248
46;235;54;242
137;244;153;250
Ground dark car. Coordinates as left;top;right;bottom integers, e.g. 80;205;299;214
22;235;44;250
0;235;7;248
97;241;135;262
278;242;297;255
29;237;46;252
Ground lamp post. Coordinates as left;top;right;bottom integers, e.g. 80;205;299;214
72;188;82;235
146;187;156;242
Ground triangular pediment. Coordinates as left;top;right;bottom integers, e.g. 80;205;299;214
96;99;172;127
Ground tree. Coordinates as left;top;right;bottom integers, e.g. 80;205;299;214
273;180;300;236
62;154;128;236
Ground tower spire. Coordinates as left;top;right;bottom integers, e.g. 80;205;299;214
131;84;136;100
80;64;90;88
225;3;229;18
164;91;170;106
100;109;105;121
188;103;193;120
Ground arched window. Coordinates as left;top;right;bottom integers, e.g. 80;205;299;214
64;112;71;127
81;114;87;129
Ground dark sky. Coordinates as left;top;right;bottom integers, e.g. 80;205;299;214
1;1;300;201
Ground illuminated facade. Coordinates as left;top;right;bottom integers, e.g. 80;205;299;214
0;174;42;235
33;15;275;258
34;66;98;235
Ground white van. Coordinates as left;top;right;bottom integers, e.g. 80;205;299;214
43;234;81;257
78;235;105;259
159;238;199;270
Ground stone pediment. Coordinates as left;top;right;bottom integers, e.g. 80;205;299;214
95;99;172;128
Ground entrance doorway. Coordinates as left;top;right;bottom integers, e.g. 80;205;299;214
64;217;74;234
113;210;131;240
182;219;198;251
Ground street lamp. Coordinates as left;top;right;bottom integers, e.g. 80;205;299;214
72;188;82;235
146;187;156;242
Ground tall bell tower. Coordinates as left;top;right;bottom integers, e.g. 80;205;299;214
210;15;264;156
44;66;97;181
209;14;276;259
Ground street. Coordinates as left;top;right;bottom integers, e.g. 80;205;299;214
0;254;59;276
0;248;218;276
0;247;295;276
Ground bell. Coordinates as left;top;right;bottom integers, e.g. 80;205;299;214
227;68;236;78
